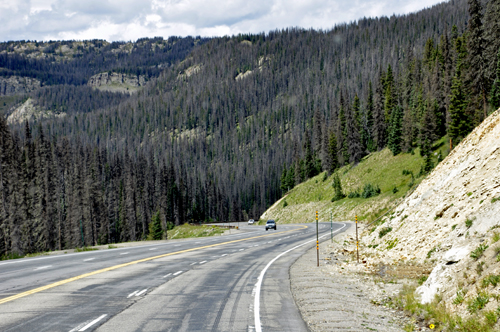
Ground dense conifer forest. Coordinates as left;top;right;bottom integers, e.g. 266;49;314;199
1;0;499;257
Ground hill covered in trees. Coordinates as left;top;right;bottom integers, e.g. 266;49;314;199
1;0;500;257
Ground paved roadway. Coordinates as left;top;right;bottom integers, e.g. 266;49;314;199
0;222;349;332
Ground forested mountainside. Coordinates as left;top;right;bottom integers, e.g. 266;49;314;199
0;36;207;115
1;0;500;257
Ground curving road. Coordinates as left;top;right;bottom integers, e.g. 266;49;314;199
0;222;348;332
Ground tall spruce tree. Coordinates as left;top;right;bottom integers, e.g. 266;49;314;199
484;0;500;83
387;105;403;155
490;49;500;110
467;0;488;119
373;72;387;150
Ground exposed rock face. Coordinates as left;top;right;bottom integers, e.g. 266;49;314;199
7;98;65;125
0;76;42;96
363;109;500;312
87;72;146;89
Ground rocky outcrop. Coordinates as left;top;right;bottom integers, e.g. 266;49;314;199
7;98;65;125
0;76;41;96
362;109;500;313
87;72;146;89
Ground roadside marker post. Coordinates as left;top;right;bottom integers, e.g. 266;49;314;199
316;210;319;267
355;215;359;264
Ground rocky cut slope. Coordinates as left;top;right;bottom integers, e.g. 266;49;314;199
363;109;500;314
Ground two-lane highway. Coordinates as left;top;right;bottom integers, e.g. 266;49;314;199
0;222;349;332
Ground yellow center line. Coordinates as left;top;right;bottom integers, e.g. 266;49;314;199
0;225;308;305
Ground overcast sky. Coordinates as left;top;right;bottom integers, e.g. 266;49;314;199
0;0;447;42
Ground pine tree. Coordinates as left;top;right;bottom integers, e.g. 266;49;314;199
338;93;349;165
363;82;375;152
148;210;163;240
484;0;500;83
347;95;363;163
331;174;345;202
373;72;387;150
327;129;338;174
448;56;469;144
384;65;396;123
467;0;487;119
387;105;403;155
490;49;500;110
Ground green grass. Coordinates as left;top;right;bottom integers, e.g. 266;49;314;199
264;144;449;224
167;224;225;239
394;286;497;331
0;251;49;261
470;244;489;261
75;246;99;252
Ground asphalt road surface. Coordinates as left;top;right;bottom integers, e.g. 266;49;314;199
0;222;348;332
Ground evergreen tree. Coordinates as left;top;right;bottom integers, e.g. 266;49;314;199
387;105;403;155
347;95;363;163
490;49;500;110
363;82;375;152
373;72;387;150
484;0;500;83
467;0;487;119
331;173;345;202
448;56;469;144
327;129;338;174
148;210;163;240
338;93;349;165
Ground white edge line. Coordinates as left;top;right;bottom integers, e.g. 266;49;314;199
127;290;138;298
253;223;347;332
78;314;107;331
135;289;148;296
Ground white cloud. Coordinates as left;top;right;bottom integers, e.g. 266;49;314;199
0;0;448;42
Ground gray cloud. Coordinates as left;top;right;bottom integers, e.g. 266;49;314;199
0;0;447;42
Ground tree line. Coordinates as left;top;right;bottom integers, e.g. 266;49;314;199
1;0;499;257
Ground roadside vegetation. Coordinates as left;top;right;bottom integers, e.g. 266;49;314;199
392;285;499;332
265;138;449;224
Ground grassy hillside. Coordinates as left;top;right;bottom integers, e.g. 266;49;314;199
261;138;450;224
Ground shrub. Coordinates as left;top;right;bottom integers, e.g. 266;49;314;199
467;293;490;313
379;227;393;238
492;232;500;243
453;288;466;305
470;244;489;261
392;186;399;194
348;189;360;198
481;275;500;288
283;200;288;207
465;218;474;228
418;275;428;285
362;183;381;198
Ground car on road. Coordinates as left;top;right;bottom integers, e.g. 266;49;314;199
265;220;276;231
248;219;255;225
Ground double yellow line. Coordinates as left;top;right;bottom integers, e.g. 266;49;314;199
0;225;307;305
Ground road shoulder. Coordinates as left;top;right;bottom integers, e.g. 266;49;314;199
290;222;410;331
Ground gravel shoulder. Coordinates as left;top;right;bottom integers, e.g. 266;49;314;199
290;223;411;332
